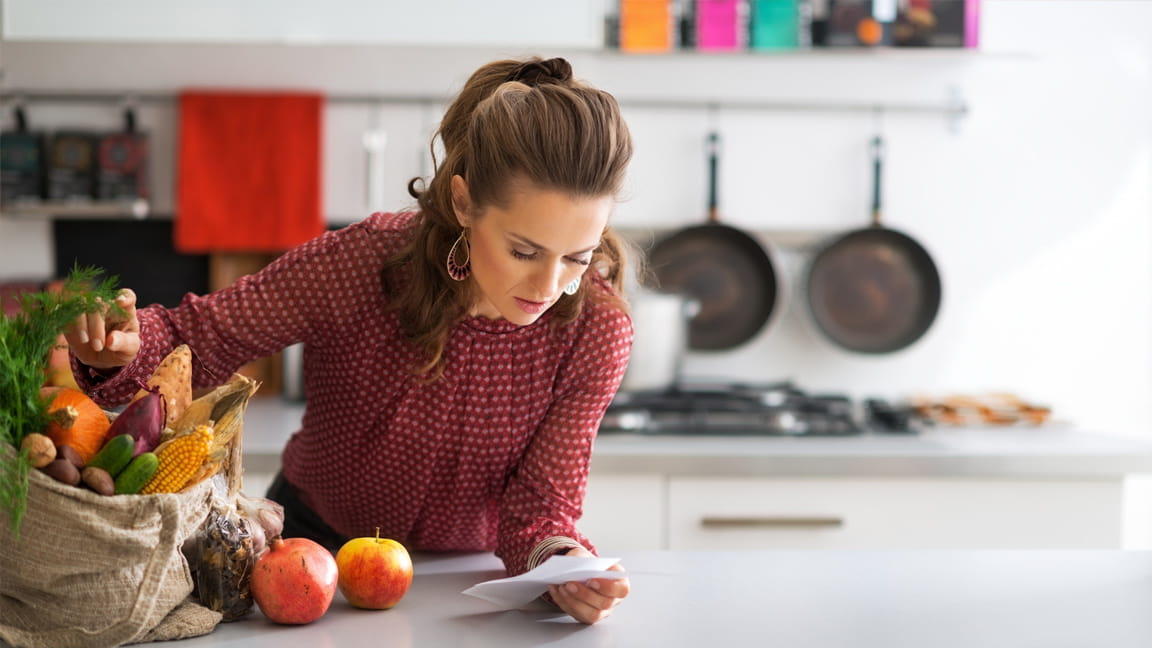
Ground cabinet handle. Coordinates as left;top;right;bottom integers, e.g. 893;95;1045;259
362;128;387;211
700;516;844;529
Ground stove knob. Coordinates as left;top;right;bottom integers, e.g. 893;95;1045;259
765;410;800;435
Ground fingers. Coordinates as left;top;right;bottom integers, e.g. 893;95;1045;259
62;288;142;369
106;329;141;358
548;578;625;625
115;289;138;320
590;574;630;599
88;306;108;353
542;549;629;623
549;582;613;624
104;290;140;354
64;312;89;347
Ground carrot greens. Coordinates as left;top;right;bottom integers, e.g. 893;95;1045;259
0;265;121;534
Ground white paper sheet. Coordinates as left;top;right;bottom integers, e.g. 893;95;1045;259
461;555;627;609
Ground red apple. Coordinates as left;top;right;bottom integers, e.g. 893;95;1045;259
335;528;413;610
251;536;339;624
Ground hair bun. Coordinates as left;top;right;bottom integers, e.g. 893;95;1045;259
509;58;573;86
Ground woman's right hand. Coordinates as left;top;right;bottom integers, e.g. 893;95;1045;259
64;288;142;369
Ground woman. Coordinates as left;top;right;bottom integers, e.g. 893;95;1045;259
65;56;634;624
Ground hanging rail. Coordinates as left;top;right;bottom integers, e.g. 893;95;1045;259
0;89;969;122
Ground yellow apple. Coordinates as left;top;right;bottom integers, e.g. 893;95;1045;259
335;528;413;609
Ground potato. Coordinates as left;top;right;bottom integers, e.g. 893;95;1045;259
134;344;193;426
81;466;116;496
56;444;85;469
41;458;81;486
21;433;57;468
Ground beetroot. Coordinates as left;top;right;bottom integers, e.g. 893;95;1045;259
105;385;167;455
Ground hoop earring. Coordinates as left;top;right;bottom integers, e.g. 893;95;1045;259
446;231;471;281
563;277;581;296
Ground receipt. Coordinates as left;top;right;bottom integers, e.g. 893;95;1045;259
462;555;627;609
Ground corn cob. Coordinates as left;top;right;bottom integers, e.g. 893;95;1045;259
164;374;257;443
141;424;215;494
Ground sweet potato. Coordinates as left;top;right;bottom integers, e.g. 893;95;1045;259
133;344;192;426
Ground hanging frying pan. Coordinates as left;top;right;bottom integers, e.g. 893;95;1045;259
805;136;941;353
648;131;779;351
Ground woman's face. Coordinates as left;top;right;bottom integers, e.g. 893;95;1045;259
452;175;612;325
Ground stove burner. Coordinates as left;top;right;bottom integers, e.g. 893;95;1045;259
600;382;918;437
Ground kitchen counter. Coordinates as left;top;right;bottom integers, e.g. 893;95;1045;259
135;549;1152;647
239;399;1152;479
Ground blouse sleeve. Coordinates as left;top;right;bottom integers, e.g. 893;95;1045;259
74;218;390;407
494;300;633;576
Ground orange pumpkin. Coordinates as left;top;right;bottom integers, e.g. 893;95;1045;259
40;386;111;463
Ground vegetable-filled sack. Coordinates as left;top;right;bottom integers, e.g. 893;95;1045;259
0;372;258;647
0;452;222;648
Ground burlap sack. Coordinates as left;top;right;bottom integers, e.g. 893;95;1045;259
0;460;222;648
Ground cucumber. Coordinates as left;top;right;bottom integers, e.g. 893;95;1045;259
87;434;135;477
114;452;159;495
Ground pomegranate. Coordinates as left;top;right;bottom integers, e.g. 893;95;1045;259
251;537;339;624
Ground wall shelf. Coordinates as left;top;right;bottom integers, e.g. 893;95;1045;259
0;41;973;131
0;199;150;220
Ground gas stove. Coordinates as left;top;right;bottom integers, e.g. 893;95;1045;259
599;382;920;437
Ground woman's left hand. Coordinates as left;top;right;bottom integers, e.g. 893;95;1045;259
547;546;629;624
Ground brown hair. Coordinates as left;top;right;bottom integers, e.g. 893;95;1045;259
380;57;634;378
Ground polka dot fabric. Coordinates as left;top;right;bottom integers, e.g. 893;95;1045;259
74;212;633;576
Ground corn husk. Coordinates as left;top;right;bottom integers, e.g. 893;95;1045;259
177;375;259;494
165;375;259;443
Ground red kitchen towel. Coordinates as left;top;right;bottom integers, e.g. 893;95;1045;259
175;91;325;253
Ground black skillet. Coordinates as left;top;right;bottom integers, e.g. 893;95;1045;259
805;136;942;353
648;131;779;351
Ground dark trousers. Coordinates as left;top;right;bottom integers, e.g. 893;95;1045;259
265;471;349;553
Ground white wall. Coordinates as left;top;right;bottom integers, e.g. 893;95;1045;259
1;0;1149;443
1;0;605;47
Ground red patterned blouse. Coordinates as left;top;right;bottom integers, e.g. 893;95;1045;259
75;212;633;576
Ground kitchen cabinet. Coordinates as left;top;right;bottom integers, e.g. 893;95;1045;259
576;430;1152;552
236;402;1152;552
322;103;433;225
580;474;665;551
579;474;1124;551
666;476;1122;549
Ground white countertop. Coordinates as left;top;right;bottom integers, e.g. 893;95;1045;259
238;398;1152;479
135;549;1152;648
